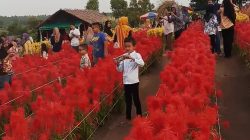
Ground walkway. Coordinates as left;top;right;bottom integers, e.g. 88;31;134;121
92;56;169;140
216;54;250;140
93;50;250;140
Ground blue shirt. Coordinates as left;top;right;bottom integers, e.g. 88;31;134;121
92;32;106;58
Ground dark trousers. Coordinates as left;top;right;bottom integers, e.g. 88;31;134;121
215;31;222;54
124;83;142;120
165;33;173;50
222;26;235;57
174;29;183;40
72;46;79;52
0;74;12;89
209;35;216;53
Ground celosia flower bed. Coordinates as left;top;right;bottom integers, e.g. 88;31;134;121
0;30;162;139
235;22;250;68
125;22;220;140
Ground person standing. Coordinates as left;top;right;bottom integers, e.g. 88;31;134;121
0;42;14;89
114;17;132;48
91;22;108;65
41;43;49;59
115;37;144;122
84;26;94;45
171;4;184;39
204;4;219;54
162;10;174;51
182;7;190;29
104;20;114;38
69;24;81;52
79;44;91;69
22;33;33;55
220;0;236;58
50;27;63;52
214;1;222;55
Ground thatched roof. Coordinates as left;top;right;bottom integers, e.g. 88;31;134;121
157;0;177;16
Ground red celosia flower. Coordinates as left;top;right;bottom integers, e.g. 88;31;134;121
3;108;30;140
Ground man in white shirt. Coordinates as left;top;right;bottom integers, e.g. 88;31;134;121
69;24;81;52
162;10;174;51
115;37;144;121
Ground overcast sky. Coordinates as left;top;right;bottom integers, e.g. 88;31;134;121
0;0;190;16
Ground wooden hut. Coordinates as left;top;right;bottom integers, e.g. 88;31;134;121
37;9;108;41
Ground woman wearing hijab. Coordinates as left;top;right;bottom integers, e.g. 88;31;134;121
204;4;219;54
50;27;63;52
104;20;113;37
219;0;236;58
113;17;132;48
22;33;33;55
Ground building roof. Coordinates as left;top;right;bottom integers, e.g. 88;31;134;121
63;9;108;24
38;9;108;30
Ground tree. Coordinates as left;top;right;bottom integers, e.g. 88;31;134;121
27;17;42;29
0;20;3;27
86;0;99;11
110;0;128;18
128;0;140;27
138;0;155;14
7;20;27;36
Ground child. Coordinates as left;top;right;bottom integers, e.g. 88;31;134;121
91;22;108;65
204;4;218;54
41;43;48;59
115;37;145;122
79;44;91;69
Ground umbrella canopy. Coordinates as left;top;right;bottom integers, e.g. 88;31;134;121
140;12;158;20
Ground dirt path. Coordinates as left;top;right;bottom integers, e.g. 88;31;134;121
216;54;250;140
92;56;169;140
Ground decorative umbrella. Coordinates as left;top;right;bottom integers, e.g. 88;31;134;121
140;12;158;20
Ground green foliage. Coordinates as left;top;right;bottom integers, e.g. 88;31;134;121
86;0;99;11
7;20;27;37
128;0;155;27
138;0;155;14
0;20;3;27
0;15;47;39
110;0;128;18
128;0;140;27
110;0;154;27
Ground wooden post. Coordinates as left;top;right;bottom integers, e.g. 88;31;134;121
39;29;42;42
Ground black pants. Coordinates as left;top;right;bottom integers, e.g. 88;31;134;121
124;83;142;120
72;46;79;52
174;29;183;40
222;26;235;57
209;35;216;53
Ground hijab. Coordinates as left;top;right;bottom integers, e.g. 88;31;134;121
104;21;113;37
21;33;30;45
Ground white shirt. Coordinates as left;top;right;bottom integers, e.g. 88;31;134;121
69;28;81;46
117;51;145;85
42;51;48;59
162;16;174;35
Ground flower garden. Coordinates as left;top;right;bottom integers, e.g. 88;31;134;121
0;30;162;139
1;5;250;139
125;22;220;140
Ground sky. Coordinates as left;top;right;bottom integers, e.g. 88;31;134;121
0;0;190;16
